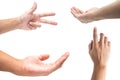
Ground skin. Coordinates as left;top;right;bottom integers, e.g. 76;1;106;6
0;2;57;34
89;27;111;80
0;2;69;76
0;50;69;76
71;0;120;23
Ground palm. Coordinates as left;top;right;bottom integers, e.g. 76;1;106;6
71;7;98;23
20;53;69;76
19;13;40;30
22;55;54;76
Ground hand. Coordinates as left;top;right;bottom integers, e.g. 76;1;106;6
88;27;110;67
71;7;98;23
18;2;57;30
17;52;69;76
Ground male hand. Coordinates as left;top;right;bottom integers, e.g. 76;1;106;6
18;2;57;30
17;52;69;76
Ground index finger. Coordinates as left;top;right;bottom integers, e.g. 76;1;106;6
93;27;98;46
39;13;55;17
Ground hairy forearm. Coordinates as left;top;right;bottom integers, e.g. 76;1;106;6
0;50;21;75
91;65;106;80
93;1;120;20
0;17;20;34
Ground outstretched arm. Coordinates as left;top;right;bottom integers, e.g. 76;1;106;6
0;2;57;34
0;50;69;76
89;27;111;80
71;0;120;23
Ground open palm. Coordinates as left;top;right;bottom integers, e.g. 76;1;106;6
19;52;69;76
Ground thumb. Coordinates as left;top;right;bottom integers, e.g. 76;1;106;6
27;2;37;14
39;54;50;61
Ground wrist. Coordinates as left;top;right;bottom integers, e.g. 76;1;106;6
92;64;107;80
94;64;107;70
92;11;102;21
12;59;30;76
15;16;23;29
9;58;24;76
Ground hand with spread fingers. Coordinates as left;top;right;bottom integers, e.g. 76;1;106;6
18;2;57;30
0;2;57;34
89;27;111;80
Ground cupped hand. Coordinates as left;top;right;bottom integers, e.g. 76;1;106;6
17;52;69;76
71;7;98;23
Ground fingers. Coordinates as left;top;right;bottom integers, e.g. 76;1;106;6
93;27;110;47
26;22;41;30
40;19;58;25
104;36;111;47
71;7;84;14
52;52;69;71
39;13;56;17
28;2;37;14
99;33;111;47
99;33;104;46
71;7;84;18
93;27;98;47
38;13;58;25
39;54;50;61
29;19;57;29
104;36;108;45
29;22;41;27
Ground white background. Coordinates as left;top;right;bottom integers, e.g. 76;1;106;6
0;0;119;80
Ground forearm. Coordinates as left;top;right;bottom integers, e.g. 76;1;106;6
0;17;20;34
0;50;22;75
91;65;106;80
93;1;120;20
